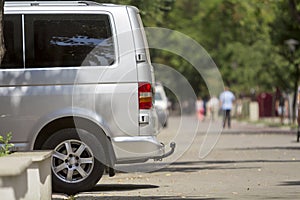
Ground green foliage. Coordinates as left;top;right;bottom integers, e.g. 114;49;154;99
0;132;13;157
195;0;279;95
67;195;76;200
94;0;174;26
149;0;282;96
269;0;300;122
270;0;300;88
95;0;299;98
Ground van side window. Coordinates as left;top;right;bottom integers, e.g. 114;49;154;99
1;15;23;68
25;14;115;68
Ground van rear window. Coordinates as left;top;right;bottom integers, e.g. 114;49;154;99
25;14;115;68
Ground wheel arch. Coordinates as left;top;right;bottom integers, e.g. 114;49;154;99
33;116;116;167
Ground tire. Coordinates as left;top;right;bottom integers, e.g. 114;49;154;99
41;128;105;195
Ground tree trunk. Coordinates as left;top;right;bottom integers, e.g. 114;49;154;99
0;0;5;63
288;0;300;123
292;63;299;123
289;0;300;24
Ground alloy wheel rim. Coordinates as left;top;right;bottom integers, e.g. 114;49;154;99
51;139;94;183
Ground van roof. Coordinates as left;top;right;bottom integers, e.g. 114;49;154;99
4;1;139;14
5;1;110;7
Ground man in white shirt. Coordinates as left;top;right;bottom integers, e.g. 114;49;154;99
220;87;235;128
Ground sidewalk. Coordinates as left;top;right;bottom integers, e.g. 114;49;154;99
222;119;297;134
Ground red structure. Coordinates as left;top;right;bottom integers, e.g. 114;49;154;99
257;93;273;117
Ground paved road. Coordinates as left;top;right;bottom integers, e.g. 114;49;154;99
53;116;300;200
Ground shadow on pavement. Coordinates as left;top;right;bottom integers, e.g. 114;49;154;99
278;181;300;186
132;158;300;174
52;184;158;200
149;165;258;173
90;183;159;192
171;159;300;166
117;158;300;174
76;196;222;200
117;160;261;174
75;195;225;200
127;159;298;174
53;183;226;200
227;146;300;151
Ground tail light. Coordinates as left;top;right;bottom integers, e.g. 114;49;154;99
138;82;152;109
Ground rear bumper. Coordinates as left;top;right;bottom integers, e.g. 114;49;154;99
112;136;175;164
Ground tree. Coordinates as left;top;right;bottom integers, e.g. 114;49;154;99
288;0;300;123
199;0;280;94
1;0;294;115
95;0;174;26
289;0;300;24
0;0;5;63
156;0;281;97
270;0;300;123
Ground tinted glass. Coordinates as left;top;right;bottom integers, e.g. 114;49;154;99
1;15;23;68
25;14;115;68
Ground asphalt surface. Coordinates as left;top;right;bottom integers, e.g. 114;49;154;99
53;116;300;200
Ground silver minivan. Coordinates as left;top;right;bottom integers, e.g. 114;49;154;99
0;1;174;194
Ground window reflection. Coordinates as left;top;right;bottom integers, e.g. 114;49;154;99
26;14;115;68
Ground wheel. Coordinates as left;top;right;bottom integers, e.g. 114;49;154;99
41;128;105;195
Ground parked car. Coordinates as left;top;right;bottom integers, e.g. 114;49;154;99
0;1;175;194
155;83;169;128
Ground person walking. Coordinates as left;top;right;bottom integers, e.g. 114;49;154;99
196;96;205;121
278;93;286;125
220;87;235;128
207;95;219;121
